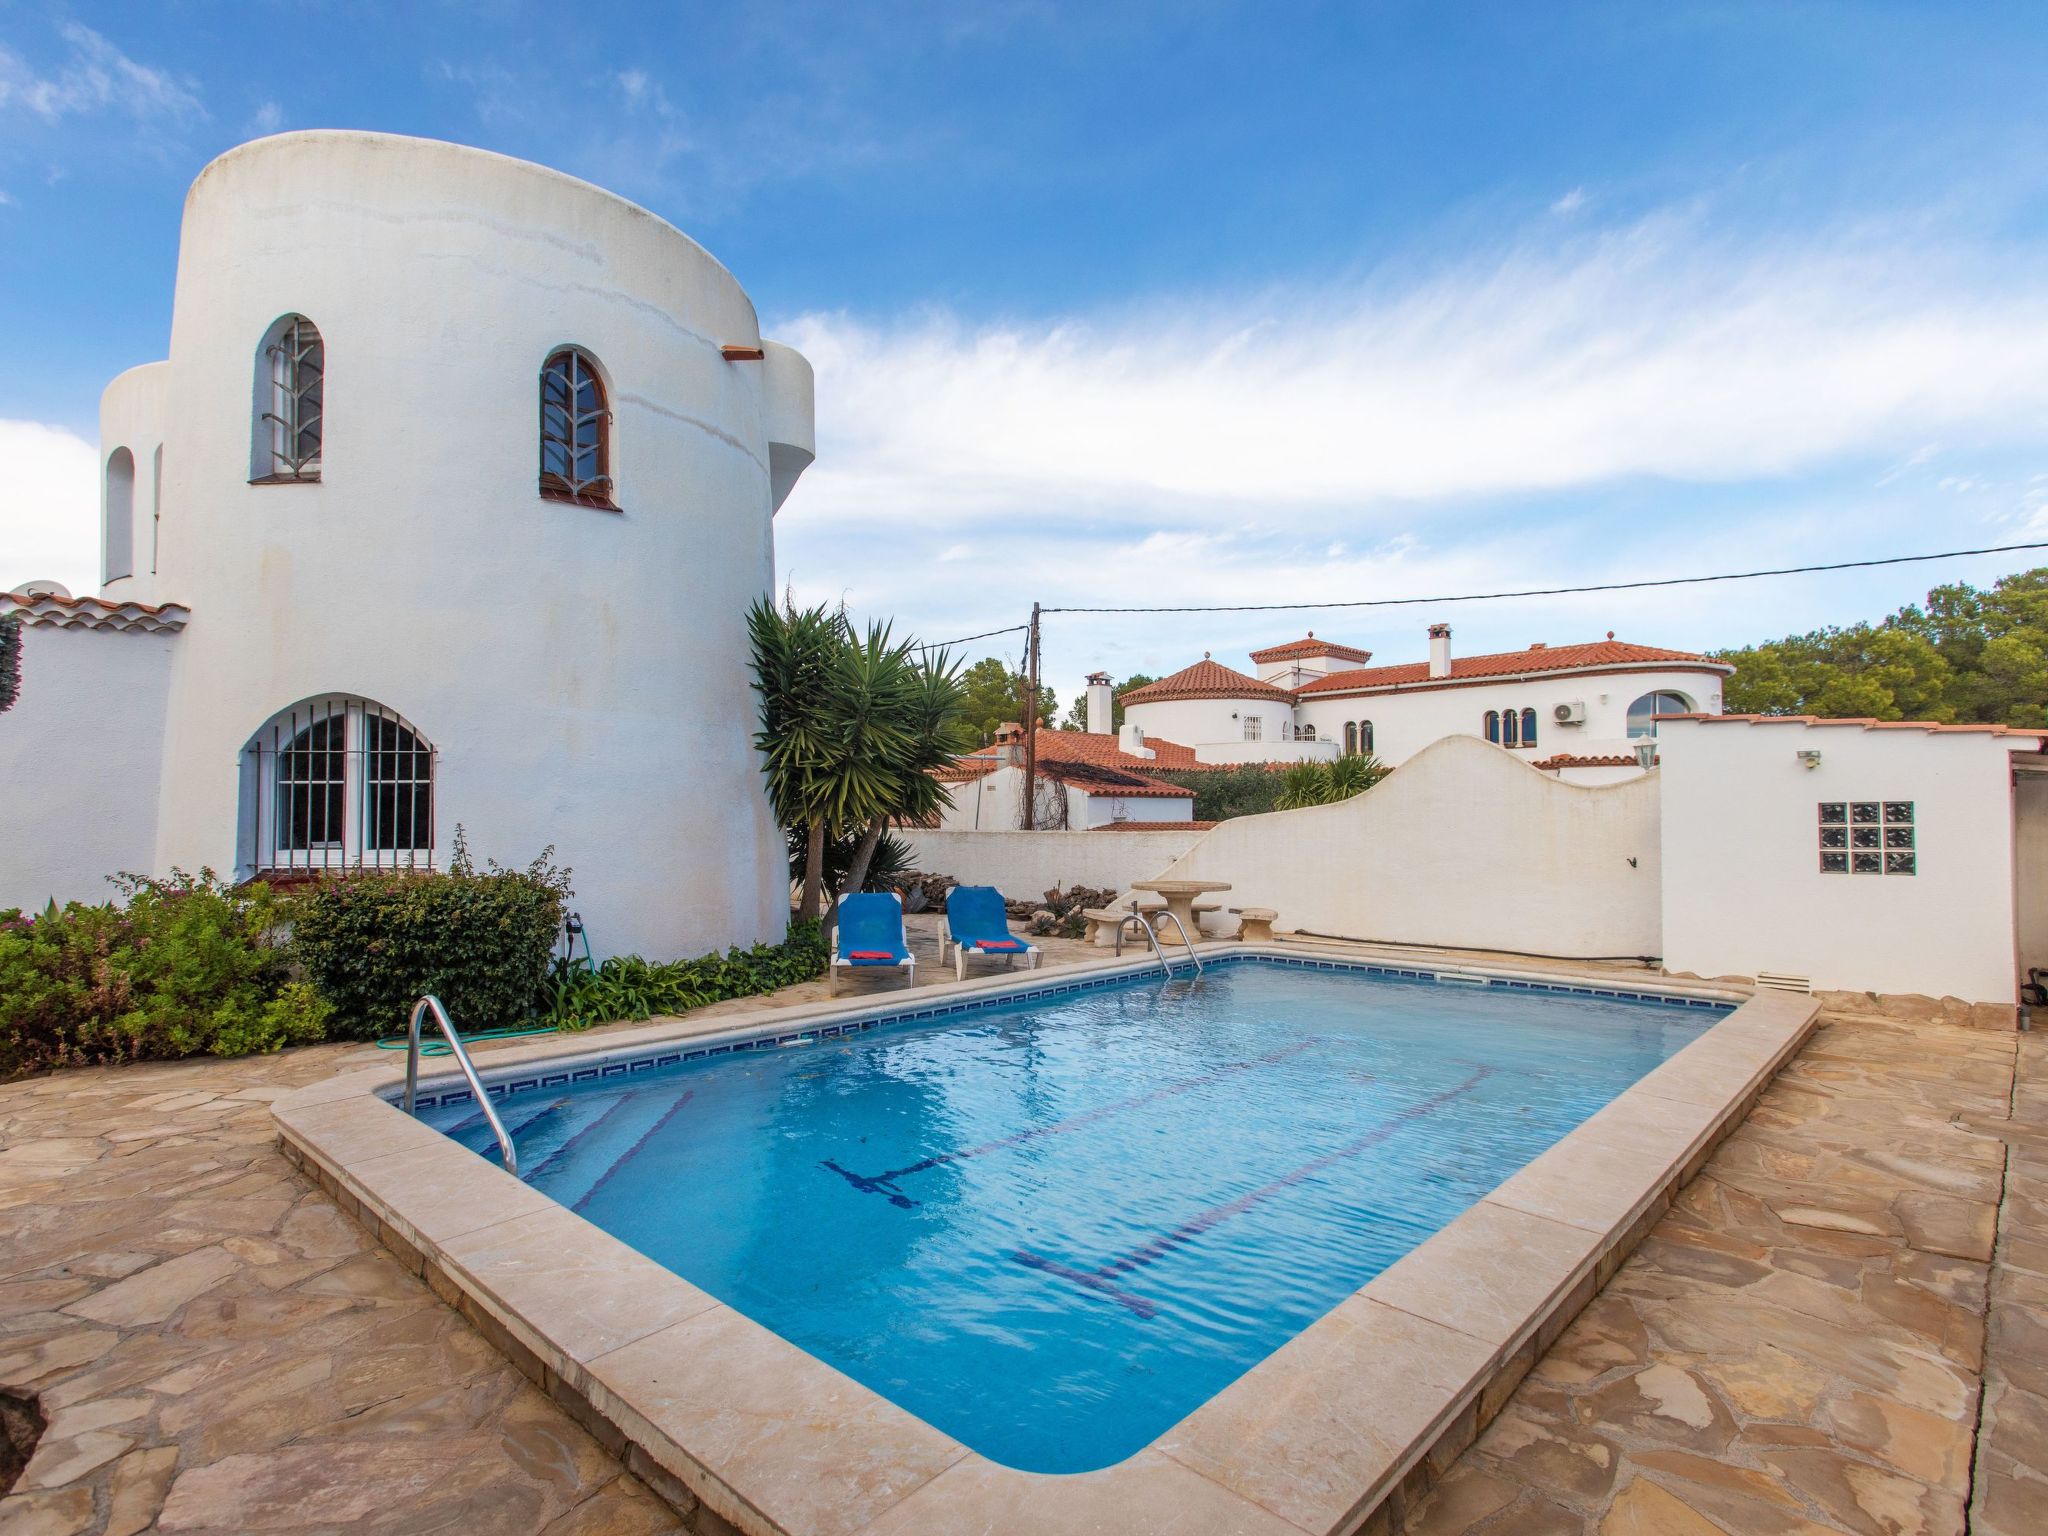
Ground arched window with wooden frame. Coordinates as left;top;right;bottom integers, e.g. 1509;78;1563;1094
539;347;615;507
1484;710;1500;744
1343;721;1358;755
253;314;323;482
1520;707;1538;748
1501;708;1520;748
1360;720;1374;754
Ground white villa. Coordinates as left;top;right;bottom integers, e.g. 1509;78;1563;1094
0;131;815;959
1115;624;1733;783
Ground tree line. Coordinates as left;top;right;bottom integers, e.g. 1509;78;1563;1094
1712;567;2048;726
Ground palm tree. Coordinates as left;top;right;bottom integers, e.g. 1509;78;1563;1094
748;598;846;922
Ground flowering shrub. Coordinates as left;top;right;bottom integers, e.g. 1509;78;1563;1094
0;871;327;1079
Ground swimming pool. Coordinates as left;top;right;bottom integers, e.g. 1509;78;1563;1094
416;956;1722;1474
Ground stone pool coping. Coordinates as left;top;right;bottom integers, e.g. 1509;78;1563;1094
271;944;1819;1536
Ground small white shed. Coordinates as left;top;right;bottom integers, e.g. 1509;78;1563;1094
1658;714;2048;1024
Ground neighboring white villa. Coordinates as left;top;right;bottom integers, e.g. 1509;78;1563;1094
1113;624;1733;782
0;131;816;959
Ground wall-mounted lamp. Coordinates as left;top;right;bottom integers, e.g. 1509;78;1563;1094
1796;749;1823;770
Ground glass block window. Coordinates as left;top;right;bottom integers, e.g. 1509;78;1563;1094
1819;800;1914;875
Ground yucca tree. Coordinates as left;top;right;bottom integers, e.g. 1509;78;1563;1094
1274;754;1390;810
749;600;971;930
748;598;847;922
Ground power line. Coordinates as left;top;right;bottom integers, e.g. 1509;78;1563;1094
915;622;1030;651
1040;539;2048;616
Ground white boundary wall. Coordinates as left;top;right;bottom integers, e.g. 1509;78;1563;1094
897;828;1206;900
1;625;175;909
1145;735;1662;954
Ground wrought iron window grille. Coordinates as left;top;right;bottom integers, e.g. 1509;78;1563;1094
259;316;324;481
539;348;615;507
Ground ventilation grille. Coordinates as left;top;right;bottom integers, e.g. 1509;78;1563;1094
1755;971;1813;995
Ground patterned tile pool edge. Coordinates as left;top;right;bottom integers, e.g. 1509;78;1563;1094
395;951;1734;1111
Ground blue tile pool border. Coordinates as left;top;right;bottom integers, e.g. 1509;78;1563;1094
393;951;1735;1112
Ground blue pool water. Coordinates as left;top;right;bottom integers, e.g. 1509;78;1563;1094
419;959;1720;1472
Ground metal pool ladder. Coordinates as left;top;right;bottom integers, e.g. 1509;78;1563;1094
402;994;519;1175
1112;901;1204;978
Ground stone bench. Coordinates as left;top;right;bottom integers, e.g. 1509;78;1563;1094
1231;906;1279;943
1081;902;1222;946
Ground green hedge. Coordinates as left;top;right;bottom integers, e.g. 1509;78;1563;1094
546;921;828;1031
0;872;327;1078
290;841;569;1040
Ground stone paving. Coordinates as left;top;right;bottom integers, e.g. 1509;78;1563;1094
1403;1012;2038;1536
0;929;2040;1536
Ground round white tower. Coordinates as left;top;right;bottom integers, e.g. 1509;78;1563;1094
131;131;815;960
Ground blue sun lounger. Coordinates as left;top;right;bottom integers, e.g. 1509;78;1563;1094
829;891;916;997
942;885;1042;981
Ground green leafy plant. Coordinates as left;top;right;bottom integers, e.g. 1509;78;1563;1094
0;869;326;1078
289;834;570;1040
545;921;828;1031
1275;755;1390;810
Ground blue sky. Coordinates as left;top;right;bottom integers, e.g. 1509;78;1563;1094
7;1;2048;704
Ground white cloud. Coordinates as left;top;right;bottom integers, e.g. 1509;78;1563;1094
779;211;2048;527
0;24;205;126
0;420;100;598
246;99;284;135
1550;186;1586;214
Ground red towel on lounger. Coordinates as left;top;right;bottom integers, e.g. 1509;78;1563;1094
848;950;898;960
975;939;1024;951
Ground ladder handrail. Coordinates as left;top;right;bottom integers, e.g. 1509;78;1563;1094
402;994;518;1175
1149;909;1205;976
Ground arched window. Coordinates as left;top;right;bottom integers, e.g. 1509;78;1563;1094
1343;721;1358;755
1627;690;1694;738
1484;710;1500;743
540;348;614;507
1502;709;1520;748
254;314;323;481
1521;708;1538;748
243;697;434;873
104;448;134;582
1360;720;1374;754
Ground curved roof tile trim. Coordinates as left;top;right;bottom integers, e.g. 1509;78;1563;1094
1121;657;1296;705
1296;639;1730;695
1;592;190;634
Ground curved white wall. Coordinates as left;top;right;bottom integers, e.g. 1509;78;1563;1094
1140;734;1664;957
138;131;811;960
1122;693;1292;749
99;362;171;603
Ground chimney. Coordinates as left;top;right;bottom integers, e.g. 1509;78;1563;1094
1085;671;1113;736
1118;721;1153;759
1428;623;1452;679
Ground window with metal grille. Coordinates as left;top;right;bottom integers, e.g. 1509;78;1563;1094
258;315;323;481
245;698;434;873
540;348;614;506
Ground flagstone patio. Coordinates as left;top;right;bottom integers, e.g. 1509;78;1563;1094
0;931;2041;1535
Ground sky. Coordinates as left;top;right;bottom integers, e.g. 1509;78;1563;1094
7;1;2048;708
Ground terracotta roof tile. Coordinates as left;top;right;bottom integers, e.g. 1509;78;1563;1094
963;729;1205;772
1121;658;1296;706
1297;639;1730;695
1;590;189;634
1247;634;1375;666
1531;753;1648;770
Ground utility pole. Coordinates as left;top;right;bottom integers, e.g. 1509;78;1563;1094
1020;603;1041;829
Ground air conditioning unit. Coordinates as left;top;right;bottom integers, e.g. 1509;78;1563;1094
1553;700;1586;725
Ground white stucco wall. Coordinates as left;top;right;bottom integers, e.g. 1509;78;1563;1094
121;131;810;960
1144;734;1663;953
1121;694;1292;751
1659;718;2022;1003
1295;665;1727;767
0;624;175;909
934;764;1193;830
897;828;1207;900
99;362;171;605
